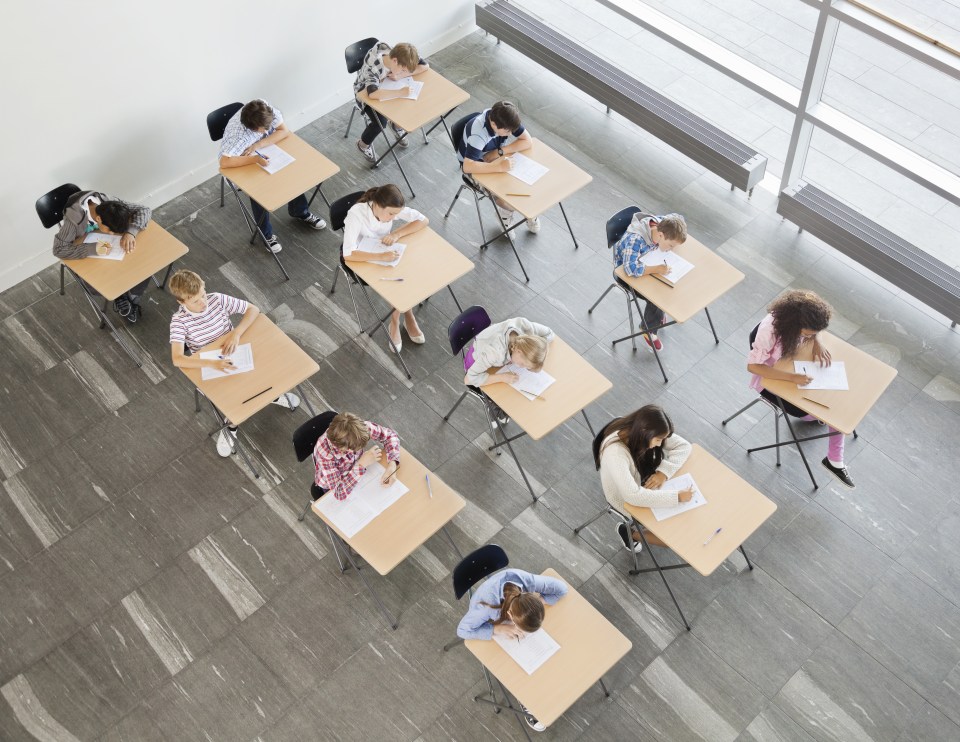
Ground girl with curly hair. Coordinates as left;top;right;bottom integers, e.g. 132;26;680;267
747;290;854;488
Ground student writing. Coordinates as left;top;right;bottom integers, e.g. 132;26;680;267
312;412;400;500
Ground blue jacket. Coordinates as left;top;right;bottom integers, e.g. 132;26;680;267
456;569;568;640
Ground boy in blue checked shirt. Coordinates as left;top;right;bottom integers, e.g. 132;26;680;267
612;213;687;350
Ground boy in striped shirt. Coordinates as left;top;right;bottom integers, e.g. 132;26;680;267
168;269;299;457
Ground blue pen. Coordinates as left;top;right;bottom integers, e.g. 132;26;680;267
426;473;434;499
702;527;722;546
255;149;269;160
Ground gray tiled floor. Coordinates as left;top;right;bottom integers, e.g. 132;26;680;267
1;27;959;742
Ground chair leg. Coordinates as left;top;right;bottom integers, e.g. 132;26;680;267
219;176;225;207
470;189;486;243
297;500;313;522
59;264;65;296
344;278;365;333
625;290;637;351
444;184;465;219
573;507;611;534
344;106;356;138
588;283;617;313
722;397;763;426
444;391;468;421
442;636;464;652
330;264;341;294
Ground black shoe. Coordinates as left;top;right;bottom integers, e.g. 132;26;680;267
125;304;141;324
821;457;855;488
617;523;643;553
113;296;131;317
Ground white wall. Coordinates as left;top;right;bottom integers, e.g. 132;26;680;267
0;0;475;292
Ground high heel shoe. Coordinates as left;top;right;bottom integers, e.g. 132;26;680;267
404;323;426;344
388;328;402;353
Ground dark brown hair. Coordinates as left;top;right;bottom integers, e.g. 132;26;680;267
768;289;832;358
597;405;674;481
489;101;521;132
96;201;134;233
240;100;274;130
481;583;545;633
358;184;405;209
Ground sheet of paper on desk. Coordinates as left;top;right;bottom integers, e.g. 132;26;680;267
198;343;254;380
313;461;409;538
379;77;423;100
650;473;707;522
493;627;560;675
256;144;296;174
795;360;849;390
83;233;125;260
507;153;549;186
357;236;407;267
500;362;556;400
640;249;694;285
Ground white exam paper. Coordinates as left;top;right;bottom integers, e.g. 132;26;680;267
313;461;409;538
357;236;407;267
794;360;849;390
493;627;560;675
83;233;125;260
199;343;254;381
650;473;707;522
507;153;549;186
379;77;423;100
640;248;695;285
499;362;556;401
256;143;296;174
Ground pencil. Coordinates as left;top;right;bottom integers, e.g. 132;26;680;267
506;193;530;197
802;396;830;409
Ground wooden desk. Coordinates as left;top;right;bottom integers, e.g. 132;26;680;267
348;227;474;313
624;445;776;577
312;448;465;628
472;139;593;223
483;337;611;442
182;314;319;427
465;569;631;729
761;331;897;435
61;221;188;367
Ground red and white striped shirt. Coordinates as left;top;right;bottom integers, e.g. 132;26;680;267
169;293;249;352
313;421;401;500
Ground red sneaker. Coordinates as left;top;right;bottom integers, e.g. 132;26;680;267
643;334;664;351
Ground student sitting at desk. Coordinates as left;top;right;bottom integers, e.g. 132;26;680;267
52;189;153;323
313;412;400;501
457;567;568;732
353;41;429;162
342;184;428;350
597;405;693;552
218;99;327;254
167;270;299;458
747;289;854;488
612;212;687;351
456;101;540;234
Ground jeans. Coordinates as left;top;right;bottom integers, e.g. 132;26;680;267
250;193;311;239
360;105;389;146
641;300;665;333
760;389;845;461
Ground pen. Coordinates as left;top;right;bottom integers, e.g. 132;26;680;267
426;473;433;499
702;527;722;546
802;396;830;409
379;277;405;282
242;386;273;404
254;149;269;159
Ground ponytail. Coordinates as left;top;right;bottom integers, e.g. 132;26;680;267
358;184;405;209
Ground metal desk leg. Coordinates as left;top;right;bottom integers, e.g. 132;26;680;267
704;306;720;344
473;675;534;741
447;285;463;313
484;406;537;503
557;201;579;249
71;271;141;367
441;525;463;559
59;264;65;295
226;181;290;281
371;115;415;198
305;183;331;211
332;530;398;629
202;395;260;479
295;384;316;417
582;410;596;438
630;528;691;630
610;294;669;382
324;524;348;573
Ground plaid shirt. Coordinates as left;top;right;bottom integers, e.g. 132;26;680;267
353;41;426;95
313;421;401;500
218;101;283;158
612;215;662;277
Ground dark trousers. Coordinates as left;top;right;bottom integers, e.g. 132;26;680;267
360;105;390;145
250;193;311;239
760;389;807;417
641;300;665;332
80;276;151;305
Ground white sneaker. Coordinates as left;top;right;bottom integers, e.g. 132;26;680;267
215;429;235;457
271;393;300;410
520;706;546;732
265;235;282;253
525;217;541;234
356;139;377;163
391;124;409;148
496;205;515;223
617;523;643;553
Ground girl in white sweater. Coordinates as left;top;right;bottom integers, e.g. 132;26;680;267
596;405;693;552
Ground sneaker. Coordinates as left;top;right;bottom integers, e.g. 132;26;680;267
356;139;377;163
495;205;515;223
113;296;131;317
272;392;300;410
125;304;141;324
391;124;409;148
642;333;664;351
525;217;541;234
265;235;282;254
520;706;546;733
297;213;327;230
617;523;643;553
821;457;855;488
215;429;235;457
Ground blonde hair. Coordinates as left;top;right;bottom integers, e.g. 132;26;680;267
656;213;687;243
169;269;203;301
390;43;420;73
508;334;548;371
326;412;371;452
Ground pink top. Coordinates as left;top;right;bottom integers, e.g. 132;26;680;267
747;314;783;392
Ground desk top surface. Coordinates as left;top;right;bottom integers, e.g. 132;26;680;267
465;568;632;727
61;221;189;301
624;444;777;575
312;447;465;575
481;337;612;441
219;133;340;212
359;68;470;133
180;314;319;426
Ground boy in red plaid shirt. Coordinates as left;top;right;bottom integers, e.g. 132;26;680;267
313;412;400;500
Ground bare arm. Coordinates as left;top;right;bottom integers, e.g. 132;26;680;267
500;130;532;155
462;155;513;175
748;362;811;386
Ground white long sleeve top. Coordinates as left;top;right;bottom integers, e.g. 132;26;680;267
598;431;692;512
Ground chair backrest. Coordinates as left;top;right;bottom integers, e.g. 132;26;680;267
291;410;339;463
345;37;379;75
35;184;82;228
592;420;615;470
450;111;481;154
749;322;760;349
330;191;365;233
451;544;509;600
207;102;243;142
605;206;644;248
447;305;492;356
